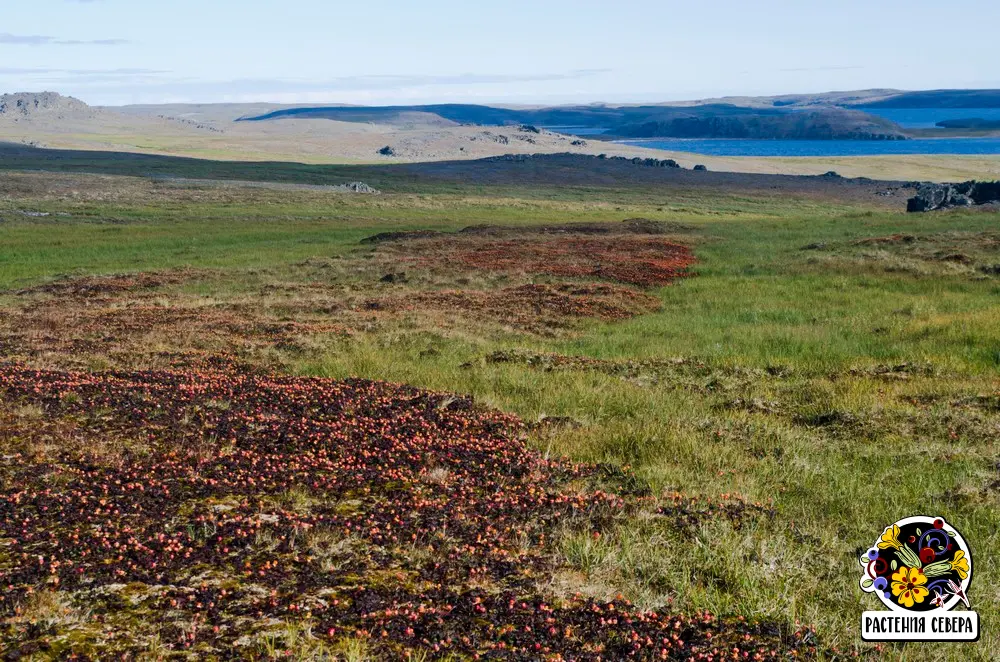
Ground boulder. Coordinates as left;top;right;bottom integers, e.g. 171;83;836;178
378;146;395;156
905;181;1000;212
693;164;708;171
345;182;380;194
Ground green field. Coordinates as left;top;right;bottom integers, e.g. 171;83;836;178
1;164;998;660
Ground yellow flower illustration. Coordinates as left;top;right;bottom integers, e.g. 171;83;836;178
878;524;902;550
950;550;969;580
891;566;929;608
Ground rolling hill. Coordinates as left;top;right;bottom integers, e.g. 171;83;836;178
856;89;1000;109
238;102;909;140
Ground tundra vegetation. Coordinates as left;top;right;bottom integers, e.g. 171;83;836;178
0;164;998;661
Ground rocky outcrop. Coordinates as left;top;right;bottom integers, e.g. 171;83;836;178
0;92;91;120
482;153;684;168
345;181;380;194
608;156;681;168
906;181;1000;212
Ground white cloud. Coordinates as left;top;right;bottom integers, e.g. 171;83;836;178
0;32;127;46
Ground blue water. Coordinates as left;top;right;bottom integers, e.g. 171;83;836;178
861;107;1000;129
542;126;609;136
616;137;1000;157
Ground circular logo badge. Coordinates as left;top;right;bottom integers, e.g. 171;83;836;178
860;515;972;612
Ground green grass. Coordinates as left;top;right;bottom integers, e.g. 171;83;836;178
3;169;999;659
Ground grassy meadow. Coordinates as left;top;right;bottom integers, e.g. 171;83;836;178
1;167;999;660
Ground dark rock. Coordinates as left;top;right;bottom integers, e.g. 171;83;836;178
380;272;408;283
570;139;587;146
345;181;380;194
972;180;1000;202
693;164;708;171
610;156;680;168
479;132;510;145
904;181;1000;212
378;146;395;156
820;171;842;179
519;124;541;133
908;185;948;212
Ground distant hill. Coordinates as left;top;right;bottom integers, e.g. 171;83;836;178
661;89;904;109
240;102;908;140
238;103;630;127
936;118;1000;129
614;107;905;140
0;92;94;121
857;89;1000;109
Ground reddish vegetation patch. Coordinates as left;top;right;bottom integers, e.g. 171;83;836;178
14;271;199;299
0;366;818;659
1;303;348;365
1;268;354;370
404;235;696;287
370;283;662;333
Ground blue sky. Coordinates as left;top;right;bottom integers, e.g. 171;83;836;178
3;0;999;106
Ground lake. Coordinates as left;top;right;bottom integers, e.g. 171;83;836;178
615;137;1000;157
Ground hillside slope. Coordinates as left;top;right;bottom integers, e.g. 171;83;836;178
614;107;905;140
239;102;908;140
856;89;1000;108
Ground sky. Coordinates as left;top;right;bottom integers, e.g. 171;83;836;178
3;0;1000;107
